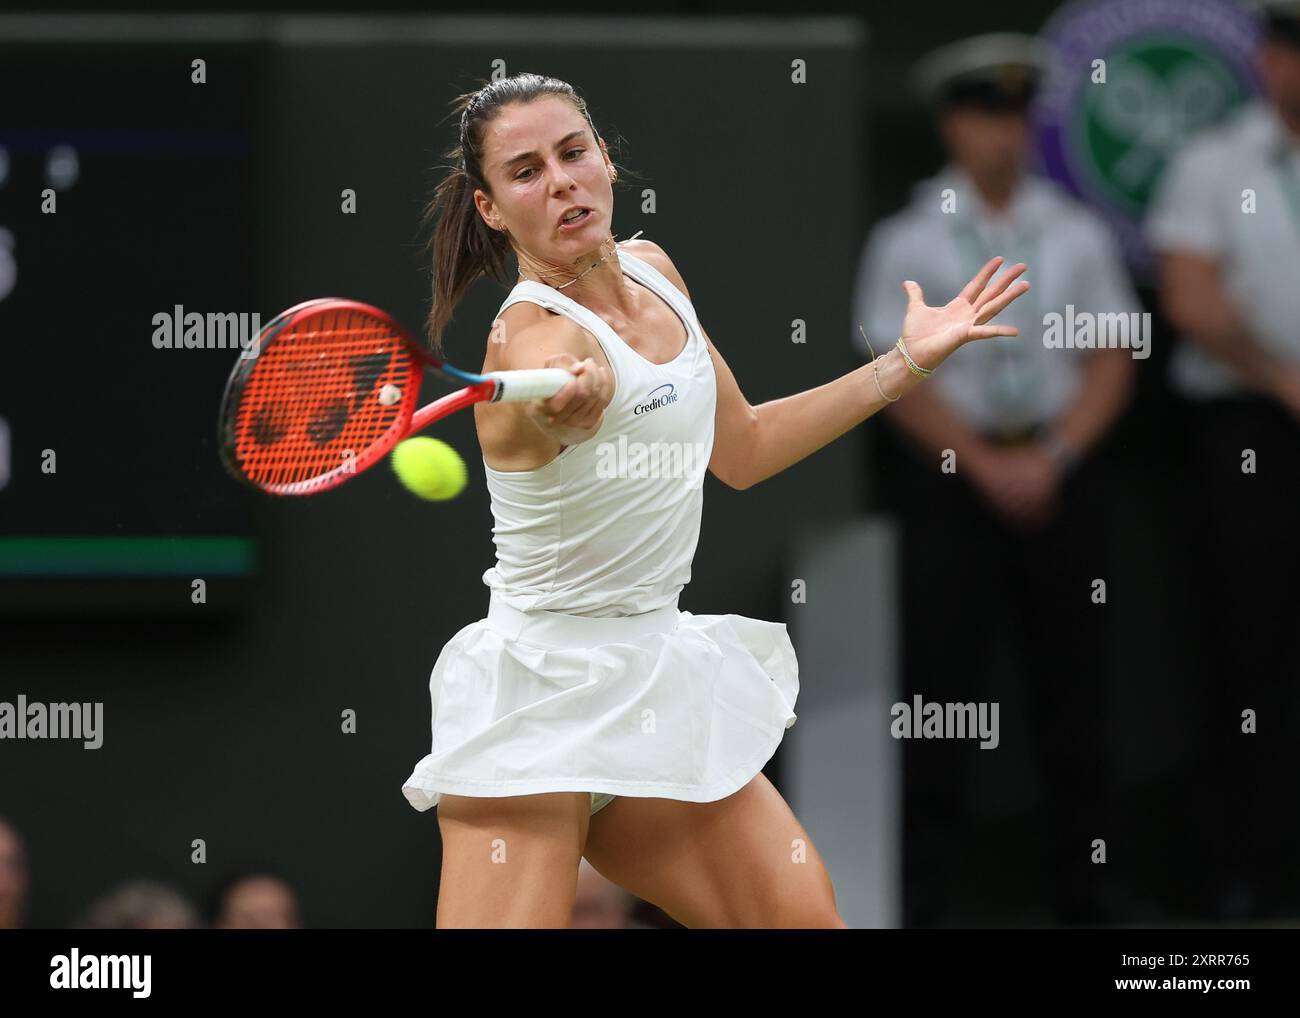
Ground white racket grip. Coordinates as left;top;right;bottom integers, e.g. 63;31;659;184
487;368;576;403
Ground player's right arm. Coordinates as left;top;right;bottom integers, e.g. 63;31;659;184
475;310;615;471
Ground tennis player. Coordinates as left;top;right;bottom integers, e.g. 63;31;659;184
401;72;1029;928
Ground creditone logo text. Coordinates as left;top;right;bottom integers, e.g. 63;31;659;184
633;383;679;415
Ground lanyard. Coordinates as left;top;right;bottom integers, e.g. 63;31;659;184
1272;141;1300;245
949;212;1044;427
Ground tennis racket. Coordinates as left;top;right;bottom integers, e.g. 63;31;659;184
218;297;573;495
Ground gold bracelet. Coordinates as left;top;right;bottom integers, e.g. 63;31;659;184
858;324;903;402
873;358;901;402
895;336;934;377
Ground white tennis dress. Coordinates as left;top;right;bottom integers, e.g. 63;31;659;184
401;245;799;816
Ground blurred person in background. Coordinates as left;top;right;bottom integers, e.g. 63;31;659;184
210;871;301;929
75;880;200;929
571;859;654;928
853;33;1139;926
1145;0;1300;920
0;818;28;929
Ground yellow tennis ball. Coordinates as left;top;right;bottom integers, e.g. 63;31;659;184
390;437;467;501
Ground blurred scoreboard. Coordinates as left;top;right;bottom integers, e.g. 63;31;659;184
0;34;262;608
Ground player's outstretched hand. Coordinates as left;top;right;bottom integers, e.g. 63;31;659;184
896;256;1030;372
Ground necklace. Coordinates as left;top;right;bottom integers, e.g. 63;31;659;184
517;230;644;290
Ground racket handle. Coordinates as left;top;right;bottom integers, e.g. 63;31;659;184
485;368;576;403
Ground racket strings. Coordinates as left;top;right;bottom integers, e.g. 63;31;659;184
232;308;420;492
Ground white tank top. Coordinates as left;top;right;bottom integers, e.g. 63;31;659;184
480;247;717;617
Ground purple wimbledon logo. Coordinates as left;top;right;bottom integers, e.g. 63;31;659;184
1033;0;1260;278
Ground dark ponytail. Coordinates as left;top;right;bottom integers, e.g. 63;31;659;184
423;153;510;356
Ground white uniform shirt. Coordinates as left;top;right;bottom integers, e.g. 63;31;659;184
480;248;718;618
1146;98;1300;399
853;166;1140;433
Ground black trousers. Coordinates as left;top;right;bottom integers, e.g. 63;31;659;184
874;424;1116;924
1183;396;1300;914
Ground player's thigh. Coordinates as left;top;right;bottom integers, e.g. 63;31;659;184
582;773;846;928
436;791;591;928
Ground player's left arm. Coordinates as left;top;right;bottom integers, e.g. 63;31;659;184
629;239;927;490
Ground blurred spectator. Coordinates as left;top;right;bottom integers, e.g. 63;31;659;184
1145;0;1300;919
854;32;1139;925
211;872;301;929
75;881;200;929
0;818;28;929
571;860;654;929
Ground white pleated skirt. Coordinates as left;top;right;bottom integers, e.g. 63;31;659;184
401;592;800;813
